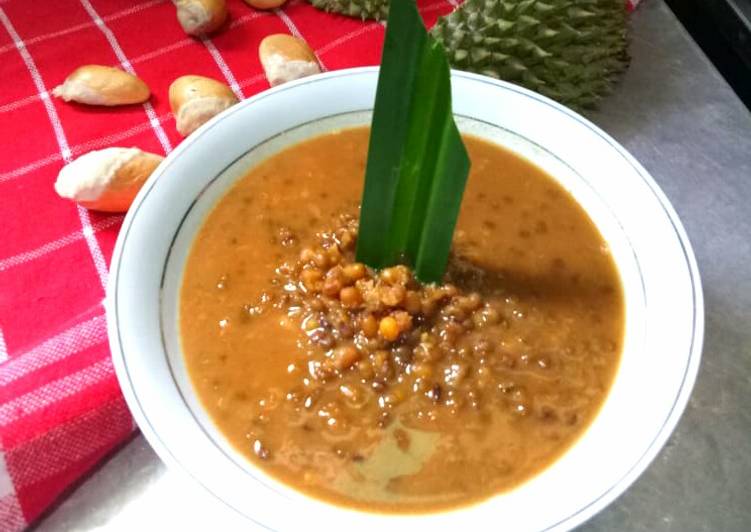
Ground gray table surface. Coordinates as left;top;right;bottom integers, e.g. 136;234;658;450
36;1;751;530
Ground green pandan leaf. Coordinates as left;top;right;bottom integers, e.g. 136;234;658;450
356;0;470;283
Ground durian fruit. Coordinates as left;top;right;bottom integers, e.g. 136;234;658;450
309;0;388;20
307;0;629;110
431;0;629;109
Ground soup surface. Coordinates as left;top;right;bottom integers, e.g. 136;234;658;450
180;127;624;512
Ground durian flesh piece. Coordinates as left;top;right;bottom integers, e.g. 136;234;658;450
308;0;629;110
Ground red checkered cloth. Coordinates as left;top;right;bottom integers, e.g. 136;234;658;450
0;0;639;529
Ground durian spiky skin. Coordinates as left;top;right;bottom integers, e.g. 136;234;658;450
308;0;388;20
307;0;629;110
431;0;629;109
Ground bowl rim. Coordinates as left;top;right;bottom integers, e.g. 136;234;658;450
107;66;704;531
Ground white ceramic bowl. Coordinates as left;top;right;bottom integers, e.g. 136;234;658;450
107;68;703;531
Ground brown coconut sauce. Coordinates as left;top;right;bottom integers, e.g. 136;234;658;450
180;127;624;512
